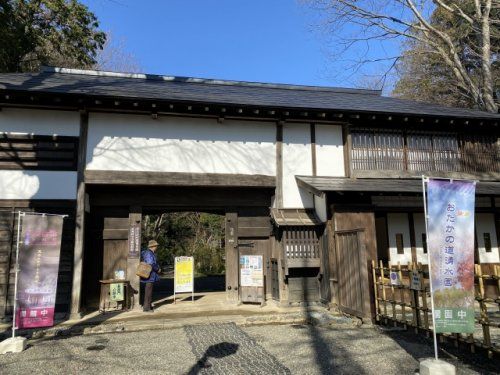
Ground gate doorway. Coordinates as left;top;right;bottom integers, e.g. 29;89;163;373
81;185;275;313
142;211;226;308
334;229;371;318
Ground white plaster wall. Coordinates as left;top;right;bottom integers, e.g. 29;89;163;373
413;213;428;265
314;194;327;223
86;113;276;176
315;125;345;177
0;108;79;136
0;170;77;200
387;213;412;265
282;123;313;208
475;213;500;263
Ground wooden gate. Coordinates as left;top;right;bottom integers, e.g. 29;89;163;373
334;229;370;318
238;239;267;304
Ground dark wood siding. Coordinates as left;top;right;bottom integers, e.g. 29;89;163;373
0;133;78;171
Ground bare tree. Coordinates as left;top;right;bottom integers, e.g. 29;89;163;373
94;33;142;73
309;0;498;112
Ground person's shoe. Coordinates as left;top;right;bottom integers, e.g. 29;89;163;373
143;309;154;313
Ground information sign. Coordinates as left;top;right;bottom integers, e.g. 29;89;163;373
174;256;194;302
240;255;263;287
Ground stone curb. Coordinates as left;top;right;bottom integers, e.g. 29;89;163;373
11;310;360;341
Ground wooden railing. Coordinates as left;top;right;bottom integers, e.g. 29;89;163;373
351;129;500;174
372;260;500;358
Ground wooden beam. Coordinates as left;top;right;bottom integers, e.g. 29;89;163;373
70;111;88;319
90;186;274;208
84;170;276;188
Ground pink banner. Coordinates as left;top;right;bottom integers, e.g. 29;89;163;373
15;214;63;329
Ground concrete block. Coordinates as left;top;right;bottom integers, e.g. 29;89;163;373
0;336;27;354
420;358;456;375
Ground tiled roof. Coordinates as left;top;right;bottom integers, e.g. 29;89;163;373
0;67;498;120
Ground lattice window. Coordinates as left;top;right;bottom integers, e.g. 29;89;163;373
351;128;405;171
350;128;500;174
0;133;78;171
407;131;460;172
283;226;320;259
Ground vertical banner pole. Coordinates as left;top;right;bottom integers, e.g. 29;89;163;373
422;176;439;360
12;211;23;338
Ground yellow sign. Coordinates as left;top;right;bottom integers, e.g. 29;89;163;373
174;256;194;293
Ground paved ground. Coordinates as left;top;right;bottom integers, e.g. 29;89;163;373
0;323;497;374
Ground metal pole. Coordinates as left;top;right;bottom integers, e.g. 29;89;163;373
12;211;23;338
422;176;439;360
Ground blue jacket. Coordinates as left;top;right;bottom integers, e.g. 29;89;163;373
140;248;160;283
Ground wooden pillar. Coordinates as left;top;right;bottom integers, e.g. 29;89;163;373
275;122;283;208
70;111;88;319
225;212;239;303
408;212;417;263
342;124;352;178
128;207;142;310
310;123;317;176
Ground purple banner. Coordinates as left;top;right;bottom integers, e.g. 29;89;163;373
15;214;63;329
427;179;476;333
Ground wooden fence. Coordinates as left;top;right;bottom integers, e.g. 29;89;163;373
372;261;500;358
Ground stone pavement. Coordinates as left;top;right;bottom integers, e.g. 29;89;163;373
185;323;290;374
0;322;496;374
1;292;354;340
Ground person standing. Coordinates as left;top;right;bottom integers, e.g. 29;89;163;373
140;239;160;312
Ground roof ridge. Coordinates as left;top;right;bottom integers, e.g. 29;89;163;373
41;66;382;96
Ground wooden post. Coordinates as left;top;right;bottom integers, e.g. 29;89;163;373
70;110;88;319
475;264;492;356
128;207;142;310
410;261;421;333
372;260;379;322
225;212;239;303
398;262;406;326
276;122;283;208
380;260;388;321
310;123;317;176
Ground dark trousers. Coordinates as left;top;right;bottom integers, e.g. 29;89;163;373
142;282;154;311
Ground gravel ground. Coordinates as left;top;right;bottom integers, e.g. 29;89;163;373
0;323;497;375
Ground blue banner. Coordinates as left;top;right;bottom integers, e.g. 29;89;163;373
427;179;476;333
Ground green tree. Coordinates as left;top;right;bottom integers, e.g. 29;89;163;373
393;4;499;109
0;0;106;72
142;212;225;275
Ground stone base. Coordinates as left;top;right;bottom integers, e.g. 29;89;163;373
0;337;27;354
420;358;456;375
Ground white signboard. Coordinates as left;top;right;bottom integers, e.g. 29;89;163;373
389;271;400;286
240;255;263;287
410;270;422;291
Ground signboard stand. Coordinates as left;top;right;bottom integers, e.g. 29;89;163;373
1;211;67;354
422;175;476;372
174;256;194;304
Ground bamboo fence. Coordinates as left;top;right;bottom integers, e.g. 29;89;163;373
372;260;499;358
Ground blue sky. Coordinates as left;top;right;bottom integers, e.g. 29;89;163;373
82;0;399;90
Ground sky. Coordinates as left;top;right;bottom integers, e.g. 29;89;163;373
81;0;400;90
